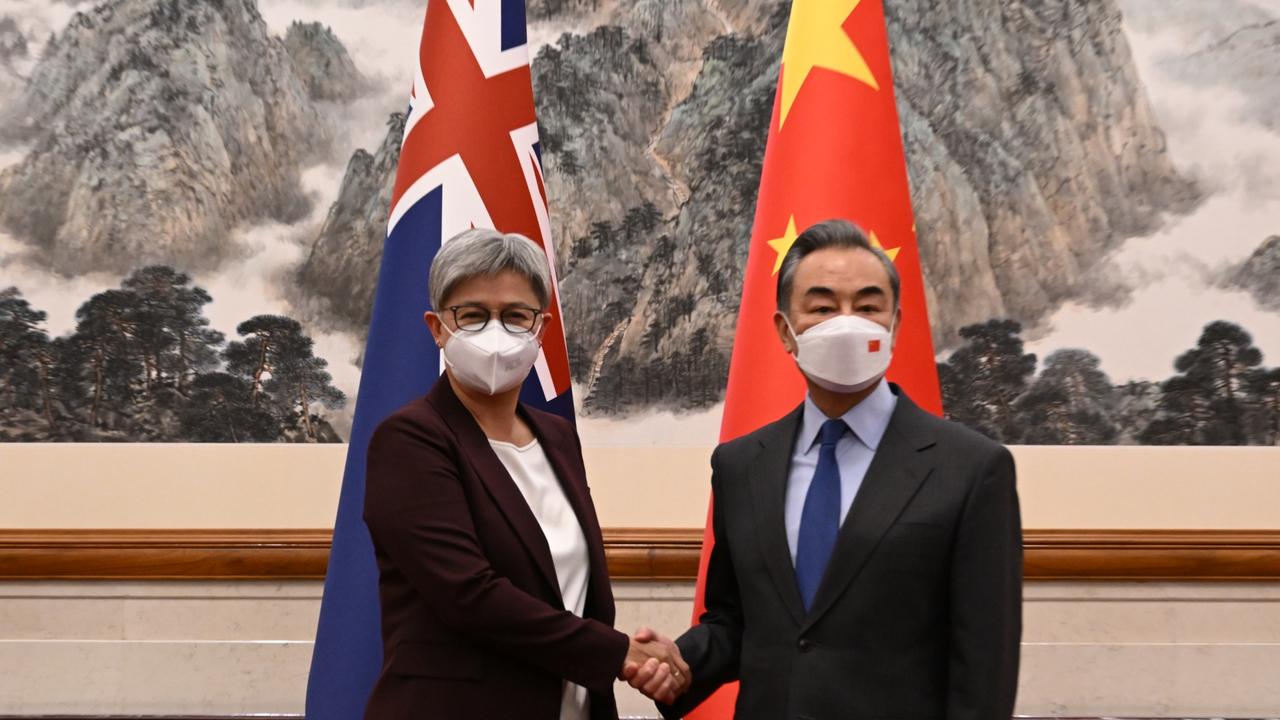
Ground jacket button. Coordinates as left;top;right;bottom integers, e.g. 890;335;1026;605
797;639;812;652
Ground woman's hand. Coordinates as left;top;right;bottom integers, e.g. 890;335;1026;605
618;627;692;704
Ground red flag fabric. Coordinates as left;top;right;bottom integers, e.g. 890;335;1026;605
688;0;942;716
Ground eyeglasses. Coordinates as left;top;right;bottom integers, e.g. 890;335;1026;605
446;304;544;334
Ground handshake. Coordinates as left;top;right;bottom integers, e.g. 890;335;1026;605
618;627;692;704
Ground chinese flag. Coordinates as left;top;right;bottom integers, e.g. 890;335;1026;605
688;1;942;716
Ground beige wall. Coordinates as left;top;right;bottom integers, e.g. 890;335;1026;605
1;443;1277;529
2;580;1278;717
2;444;1277;716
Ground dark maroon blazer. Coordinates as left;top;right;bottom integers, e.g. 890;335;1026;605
362;378;629;720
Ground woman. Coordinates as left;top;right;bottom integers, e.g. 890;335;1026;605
362;229;686;720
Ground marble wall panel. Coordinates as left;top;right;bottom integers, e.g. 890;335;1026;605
2;580;1278;718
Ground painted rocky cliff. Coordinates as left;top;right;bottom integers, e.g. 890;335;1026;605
296;0;1198;414
0;0;344;275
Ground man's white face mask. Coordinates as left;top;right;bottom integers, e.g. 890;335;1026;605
441;322;541;395
785;313;894;394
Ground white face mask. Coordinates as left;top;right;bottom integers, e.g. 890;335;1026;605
785;314;894;394
441;322;541;395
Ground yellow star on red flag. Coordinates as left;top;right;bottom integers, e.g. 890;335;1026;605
868;230;900;262
767;216;801;275
779;0;879;128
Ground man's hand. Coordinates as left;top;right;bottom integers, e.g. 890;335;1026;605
618;627;692;704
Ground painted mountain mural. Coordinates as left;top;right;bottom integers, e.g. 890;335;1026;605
1;0;1277;444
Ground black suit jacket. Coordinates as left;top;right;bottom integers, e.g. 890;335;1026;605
663;384;1022;720
362;378;629;720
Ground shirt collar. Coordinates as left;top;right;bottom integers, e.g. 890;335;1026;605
799;380;898;452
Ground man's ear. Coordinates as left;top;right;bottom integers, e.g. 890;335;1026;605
774;311;796;355
424;311;446;349
890;306;902;349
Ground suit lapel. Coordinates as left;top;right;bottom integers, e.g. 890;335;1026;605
746;405;807;626
801;391;938;631
522;406;613;621
426;379;562;603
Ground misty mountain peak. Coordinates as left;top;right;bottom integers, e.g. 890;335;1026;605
1228;234;1280;311
0;0;334;275
285;20;370;103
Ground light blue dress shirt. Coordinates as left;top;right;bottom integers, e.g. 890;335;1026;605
785;380;898;565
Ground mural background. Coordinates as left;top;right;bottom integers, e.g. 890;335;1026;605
0;0;1277;446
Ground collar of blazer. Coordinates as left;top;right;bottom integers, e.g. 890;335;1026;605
425;377;605;610
745;382;940;629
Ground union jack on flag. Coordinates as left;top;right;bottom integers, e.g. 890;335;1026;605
307;1;573;717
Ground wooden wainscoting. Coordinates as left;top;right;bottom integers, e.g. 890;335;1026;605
0;528;1278;581
0;529;330;580
1024;529;1280;581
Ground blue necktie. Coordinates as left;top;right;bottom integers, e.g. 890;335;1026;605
796;418;847;612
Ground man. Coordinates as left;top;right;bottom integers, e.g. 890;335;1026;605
636;219;1022;719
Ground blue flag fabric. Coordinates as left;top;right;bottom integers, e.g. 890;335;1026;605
306;1;575;717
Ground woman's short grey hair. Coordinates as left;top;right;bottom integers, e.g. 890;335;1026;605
429;228;552;309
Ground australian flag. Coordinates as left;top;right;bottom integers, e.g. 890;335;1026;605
306;1;575;717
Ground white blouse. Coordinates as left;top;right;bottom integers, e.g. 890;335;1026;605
489;438;592;720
